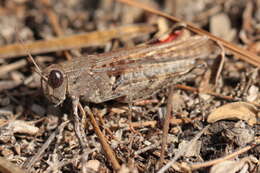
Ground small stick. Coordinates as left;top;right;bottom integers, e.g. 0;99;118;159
159;86;174;167
175;84;235;101
190;142;259;170
134;142;160;155
0;59;27;76
74;103;88;150
84;106;121;171
129;120;157;128
95;109;119;141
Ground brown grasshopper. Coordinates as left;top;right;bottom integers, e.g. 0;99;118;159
39;33;220;115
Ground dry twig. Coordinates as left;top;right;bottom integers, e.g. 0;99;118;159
116;0;260;67
84;106;121;171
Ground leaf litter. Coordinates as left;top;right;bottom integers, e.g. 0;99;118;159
0;0;259;172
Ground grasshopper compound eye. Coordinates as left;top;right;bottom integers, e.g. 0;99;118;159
41;64;67;105
48;70;64;88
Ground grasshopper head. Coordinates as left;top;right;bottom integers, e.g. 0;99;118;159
41;64;68;106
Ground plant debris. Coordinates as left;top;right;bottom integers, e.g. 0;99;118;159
0;0;259;172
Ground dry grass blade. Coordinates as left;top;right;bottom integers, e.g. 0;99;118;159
117;0;260;67
0;24;156;59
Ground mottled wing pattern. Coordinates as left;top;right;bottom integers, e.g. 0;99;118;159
88;36;219;102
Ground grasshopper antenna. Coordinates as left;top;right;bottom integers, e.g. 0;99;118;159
27;52;48;82
16;33;48;82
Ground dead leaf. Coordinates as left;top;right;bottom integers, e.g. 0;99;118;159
210;13;236;42
210;160;248;173
207;102;258;126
